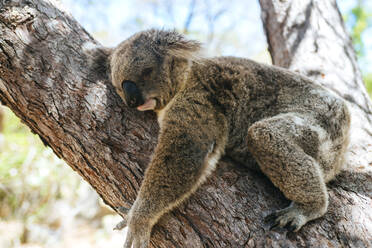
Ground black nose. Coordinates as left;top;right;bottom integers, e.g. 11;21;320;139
121;80;144;108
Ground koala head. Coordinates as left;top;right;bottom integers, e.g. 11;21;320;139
108;29;201;111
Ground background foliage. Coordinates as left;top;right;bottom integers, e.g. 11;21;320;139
344;0;372;96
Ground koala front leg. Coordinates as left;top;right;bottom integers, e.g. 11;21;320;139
120;115;227;248
247;113;329;232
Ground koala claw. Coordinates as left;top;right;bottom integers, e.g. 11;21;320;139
264;212;278;224
265;207;307;232
114;206;130;230
285;222;298;232
114;219;127;230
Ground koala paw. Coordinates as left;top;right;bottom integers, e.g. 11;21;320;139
265;205;308;232
114;206;151;247
114;206;130;230
123;217;151;248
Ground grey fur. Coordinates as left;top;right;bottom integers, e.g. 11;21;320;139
94;29;350;247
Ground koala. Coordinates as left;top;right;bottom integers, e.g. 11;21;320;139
92;29;350;248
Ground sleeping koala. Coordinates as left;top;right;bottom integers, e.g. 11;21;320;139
91;29;350;248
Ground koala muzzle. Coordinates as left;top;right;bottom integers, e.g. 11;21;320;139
122;80;145;108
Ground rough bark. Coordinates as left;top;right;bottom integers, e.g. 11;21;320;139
0;0;370;247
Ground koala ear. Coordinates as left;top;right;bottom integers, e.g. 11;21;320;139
166;36;202;59
167;39;202;60
152;30;202;60
85;45;114;80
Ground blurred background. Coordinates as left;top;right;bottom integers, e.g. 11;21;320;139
0;0;371;247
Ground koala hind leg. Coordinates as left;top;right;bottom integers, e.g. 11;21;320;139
247;113;329;232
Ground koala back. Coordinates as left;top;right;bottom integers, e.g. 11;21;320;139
179;56;350;177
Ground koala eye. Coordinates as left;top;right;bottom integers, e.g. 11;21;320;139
142;67;153;77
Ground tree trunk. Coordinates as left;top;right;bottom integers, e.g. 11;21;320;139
0;0;370;247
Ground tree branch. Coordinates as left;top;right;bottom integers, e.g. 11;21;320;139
0;0;371;247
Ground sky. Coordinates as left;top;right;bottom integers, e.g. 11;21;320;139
61;0;372;73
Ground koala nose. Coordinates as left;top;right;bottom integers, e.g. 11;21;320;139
121;80;145;108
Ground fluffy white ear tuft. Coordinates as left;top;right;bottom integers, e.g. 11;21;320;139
167;39;202;60
148;29;203;60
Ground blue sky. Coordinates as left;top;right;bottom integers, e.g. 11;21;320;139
61;0;371;73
